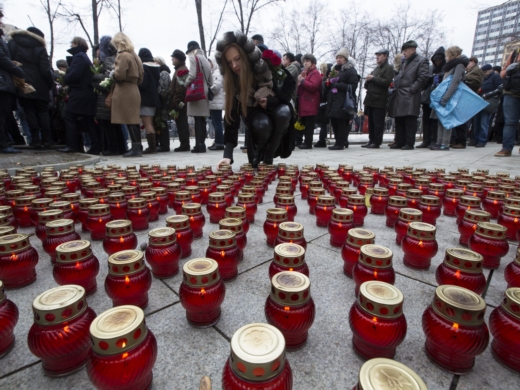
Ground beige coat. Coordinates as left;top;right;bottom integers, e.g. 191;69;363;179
185;49;213;117
111;50;144;124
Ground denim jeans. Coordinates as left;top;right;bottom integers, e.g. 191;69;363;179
210;110;224;145
473;110;492;145
502;94;520;151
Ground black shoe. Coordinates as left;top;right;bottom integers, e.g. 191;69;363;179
87;149;100;156
191;143;206;153
123;142;142;157
298;144;312;149
344;142;349;149
208;143;224;151
101;151;120;156
174;145;190;152
475;143;486;148
0;147;22;154
156;146;171;152
328;145;344;150
416;142;430;148
43;140;56;148
401;145;414;150
240;145;247;150
467;141;477;146
389;144;402;149
314;141;327;147
57;147;78;153
366;144;380;149
29;141;42;149
360;142;371;148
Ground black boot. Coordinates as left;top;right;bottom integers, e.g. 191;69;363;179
143;133;157;154
123;142;142;157
157;129;170;152
191;143;206;153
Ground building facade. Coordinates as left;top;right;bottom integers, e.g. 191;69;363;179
472;0;520;66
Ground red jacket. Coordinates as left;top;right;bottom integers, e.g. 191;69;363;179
297;68;322;117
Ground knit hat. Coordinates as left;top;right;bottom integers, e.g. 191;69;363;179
335;48;349;60
171;49;186;62
27;26;44;38
401;40;418;51
481;64;493;71
186;41;201;54
251;34;264;43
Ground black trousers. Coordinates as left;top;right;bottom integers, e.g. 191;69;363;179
194;116;207;146
300;115;315;146
175;107;190;146
316;105;329;142
452;123;468;145
249;105;291;164
63;111;100;152
421;105;437;145
0;109;11;149
19;98;52;144
99;120;126;154
330;117;350;146
366;106;386;146
394;115;418;147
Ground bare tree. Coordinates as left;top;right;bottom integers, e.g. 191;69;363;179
194;0;207;54
107;0;124;31
39;0;63;65
205;0;228;56
229;0;284;36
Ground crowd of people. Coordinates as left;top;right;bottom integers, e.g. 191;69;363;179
1;5;519;164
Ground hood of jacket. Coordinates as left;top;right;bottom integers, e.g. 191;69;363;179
138;48;154;63
99;35;117;62
10;29;46;48
431;46;446;72
336;59;356;72
67;46;87;56
443;55;470;73
160;64;171;74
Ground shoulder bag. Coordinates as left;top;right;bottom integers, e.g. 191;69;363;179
185;56;207;102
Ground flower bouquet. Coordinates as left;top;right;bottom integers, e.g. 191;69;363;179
328;68;340;93
177;69;189;86
294;119;306;131
262;50;286;82
169;102;185;119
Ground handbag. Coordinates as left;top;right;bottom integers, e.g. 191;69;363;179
482;96;499;114
202;66;214;101
185;56;207;102
342;84;357;115
104;85;115;109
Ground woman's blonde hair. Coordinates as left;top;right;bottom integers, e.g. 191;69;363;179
221;43;256;123
111;32;134;52
445;46;462;61
154;56;166;66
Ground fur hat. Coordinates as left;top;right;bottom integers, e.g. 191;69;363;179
99;35;116;62
336;48;349;60
171;49;186;62
27;26;44;38
401;40;418;51
251;34;264;43
186;41;201;54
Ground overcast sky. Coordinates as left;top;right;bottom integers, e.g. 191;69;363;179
2;0;508;66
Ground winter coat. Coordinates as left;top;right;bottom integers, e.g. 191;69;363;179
185;49;213;117
0;37;24;95
168;62;188;112
8;29;53;101
139;63;161;108
325;61;359;119
463;65;484;94
297;67;322;117
439;55;470;104
388;53;429;118
421;46;446;105
94;54;117;121
111;50;144;124
481;71;503;94
363;60;394;109
209;66;225;111
63;46;97;116
158;65;171;103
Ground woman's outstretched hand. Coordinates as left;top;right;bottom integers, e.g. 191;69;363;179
217;158;231;170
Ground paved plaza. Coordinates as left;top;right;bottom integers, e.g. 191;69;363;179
1;135;519;390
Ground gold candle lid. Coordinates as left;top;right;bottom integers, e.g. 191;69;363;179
360;176;374;185
182;258;220;288
308;181;322;189
463;209;490;223
406;189;422;199
505;196;520;207
219;218;244;235
6;189;24;200
45;218;75;236
278;222;304;239
148;227;177;246
358;281;403;319
474;222;507;240
83;181;101;190
331;208;353;222
209;230;236;249
388;178;403;186
347;229;376;248
127;197;147;209
497;172;510;178
50;200;72;213
90;305;147;356
420;195;440;206
31;197;53;209
186;185;200;196
429;182;445;190
372;188;389;197
446;188;463;198
139;191;157;202
0;225;15;237
266;208;288;222
174;191;191;202
443;248;483;274
486;191;505;200
106;219;133;237
93;188;110;199
317;195;335;206
348;194;365;205
460;196;480;207
230;323;287;382
88;204;111;216
358;358;427;390
397;183;412;191
388;196;407;207
166;215;190;231
501;288;520;320
62;193;80;202
503;205;520;217
153;186;166;196
432;285;486;326
309;188;325;198
79;198;99;210
226;206;247;220
0;233;31;254
198;180;211;189
45;190;64;200
108;192;126;203
38;209;63;224
182;202;202;215
407;222;436;240
270;271;311;306
56;240;93;263
359;245;393;269
108;250;146;276
275;187;292;197
276;195;295;205
237;193;255;203
166;182;181;192
273;243;306;269
399;208;423;222
209;192;226;202
32;285;88;326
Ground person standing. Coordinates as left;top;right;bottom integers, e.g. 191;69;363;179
208;59;225;151
153;56;172;152
185;41;213;153
473;64;502;148
388;40;429;150
362;49;394;149
314;62;332;147
169;49;190;152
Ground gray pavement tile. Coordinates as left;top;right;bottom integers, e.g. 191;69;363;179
483;243;518;308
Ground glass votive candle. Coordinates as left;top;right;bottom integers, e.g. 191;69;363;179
273;184;292;205
105;250;152;308
43;219;81;264
0;280;18;358
270;243;308;279
482;190;505;219
457;209;491;246
12;195;35;227
53;240;100;295
186;185;203;204
443;188;463;217
358;176;374;196
402;222;438;269
427;182;446;200
207;192;227;223
83;181;101;198
107;192;127;220
30;197;53;226
264;208;288;247
265;271;315;351
489;288;520;373
87;305;157;390
349;281;406;360
329;208;355;247
153;186;168;214
435;248;486;294
93;188;110;205
50;200;75;222
300;177;312;200
166;215;193;259
139;191;160;222
405;189;422;210
314;195;335;227
166;182;181;208
498;205;520;240
198;180;211;205
468;222;509;269
354;358;427;390
275;221;307;249
505;248;520;288
86;204;113;240
352;245;395;296
276;195;297;222
418;195;441;225
28;285;96;377
145;227;181;278
414;177;430;195
387;178;402;196
226;206;250;235
0;233;38;288
456;196;481;224
126;198;150;231
422;285;489;374
465;184;484;201
220;218;246;262
172;190;190;215
182;202;205;239
35;209;62;241
62;192;80;218
346;194;368;227
236;193;257;223
250;180;265;204
384;196;407;228
342;228;376;278
103;220;138;256
308;187;326;215
370;188;389;215
395;183;412;197
205;230;240;282
78;198;99;232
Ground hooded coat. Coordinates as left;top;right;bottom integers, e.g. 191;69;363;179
421;46;446;105
0;33;24;96
325;60;359;119
185;49;213;117
137;48;161;109
94;35;117;121
63;46;97;116
111;50;144;124
209;65;225;111
8;29;53;101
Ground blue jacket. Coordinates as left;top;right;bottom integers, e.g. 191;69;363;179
0;38;24;95
64;46;97;116
481;72;503;95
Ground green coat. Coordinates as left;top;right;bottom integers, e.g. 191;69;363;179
363;61;394;108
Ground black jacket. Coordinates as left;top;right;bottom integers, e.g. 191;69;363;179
325;62;359;119
63;46;97;116
8;29;53;101
363;60;394;108
481;72;503;94
0;33;25;95
421;46;446;105
138;48;161;108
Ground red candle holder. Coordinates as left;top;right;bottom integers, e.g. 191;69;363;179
308;187;325;214
369;188;389;215
353;245;396;296
265;271;315;351
300;177;312;200
275;222;307;249
498;205;520;240
384;196;407;228
87;305;157;390
236;193;257;223
50;200;76;223
53;240;100;295
458;209;491;246
395;183;412;197
166;215;193;259
205;230;240;282
28;285;96;377
427;182;445;201
329;208;355;247
206;175;218;192
250;180;265;204
107;192;127;220
456;196;481;224
314;195;335;227
220;218;246;262
83;181;101;198
349;281;406;359
43;219;81;264
105;250;152;308
482;190;505;219
505;248;520;288
334;181;350;205
270;243;309;279
139;191;160;222
198;180;211;205
226;206;250;235
501;196;520;217
465;184;485;201
78;198;99;232
355;358;427;390
341;228;376;278
207;192;227;223
35;209;62;241
405;189;422;210
264;208;288;247
483;179;499;198
179;258;226;328
387;178;403;196
346;194;368;227
276;195;297;222
489;288;520;373
166;183;181;209
186;172;198;187
121;185;139;201
181;202;204;239
153;186;168;214
273;185;292;205
171;190;189;214
0;280;18;358
86;204;113;240
145;227;182;278
402;222;438;269
357;176;374;196
93;188;110;205
414;177;430;195
418;195;441;225
435;248;486;294
103;219;138;256
126;198;150;231
12;195;36;227
186;185;203;204
30;197;53;226
468;222;509;269
62;192;80;217
422;285;489;374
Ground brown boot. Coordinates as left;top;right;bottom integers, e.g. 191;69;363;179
494;149;512;157
143;133;157;154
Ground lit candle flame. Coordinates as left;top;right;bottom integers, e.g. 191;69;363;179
284;306;290;311
221;250;225;258
419;240;423;247
200;288;206;296
10;253;17;261
373;270;378;279
125;275;130;285
372;317;378;323
75;262;81;270
120;237;124;243
138;209;141;215
122;352;128;359
64;325;70;333
452;323;459;331
455;270;461;279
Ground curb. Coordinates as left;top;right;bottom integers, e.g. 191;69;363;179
7;154;102;175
